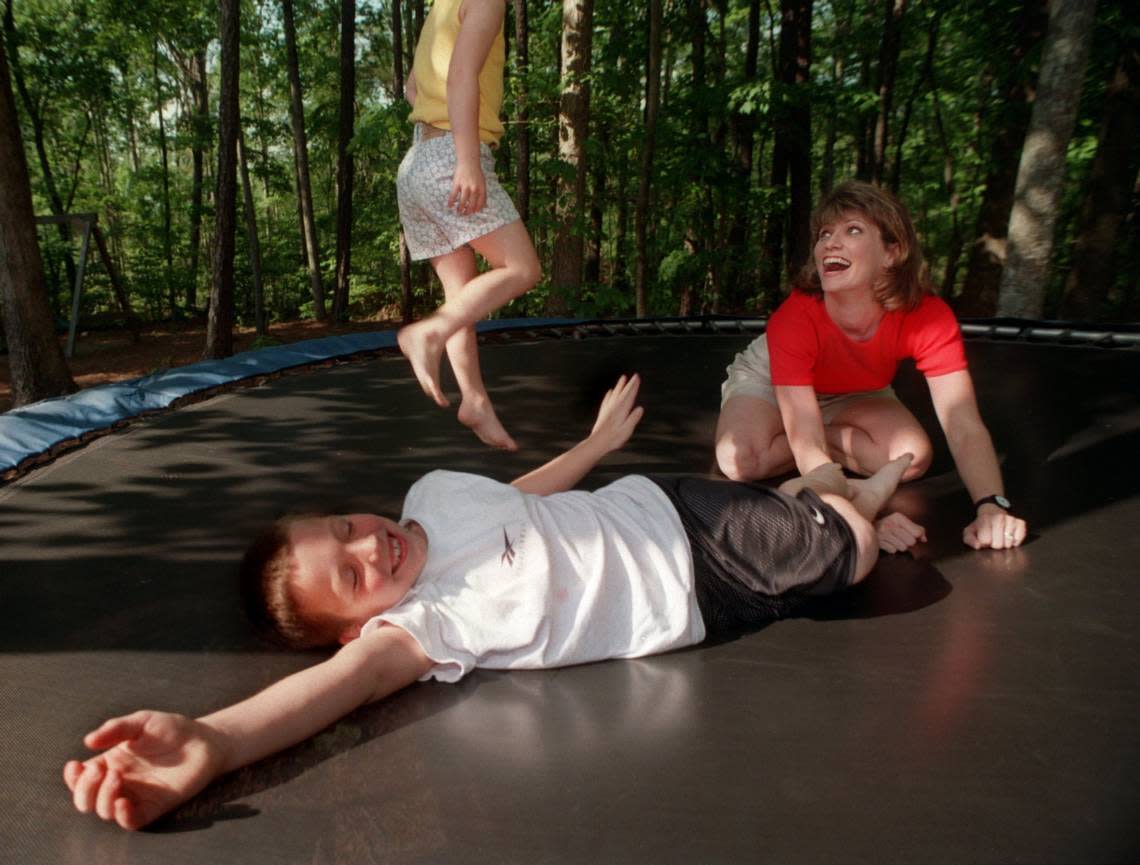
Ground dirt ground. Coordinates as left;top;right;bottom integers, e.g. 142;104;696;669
0;317;397;413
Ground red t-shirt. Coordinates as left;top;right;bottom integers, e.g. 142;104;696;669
767;291;967;394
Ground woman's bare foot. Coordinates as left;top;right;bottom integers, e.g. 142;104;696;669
397;320;449;408
458;396;518;451
848;453;913;521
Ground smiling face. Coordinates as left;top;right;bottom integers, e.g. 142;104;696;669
813;210;898;296
286;513;428;644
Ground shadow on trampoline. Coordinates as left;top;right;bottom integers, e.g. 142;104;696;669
2;329;1138;865
804;552;953;622
149;679;473;835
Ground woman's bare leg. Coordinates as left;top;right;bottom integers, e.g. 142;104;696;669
824;397;932;480
715;396;796;480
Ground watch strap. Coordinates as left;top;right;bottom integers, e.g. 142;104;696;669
974;494;1011;512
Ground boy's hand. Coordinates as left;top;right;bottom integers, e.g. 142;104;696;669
448;156;487;215
63;710;227;830
876;511;926;553
589;374;645;454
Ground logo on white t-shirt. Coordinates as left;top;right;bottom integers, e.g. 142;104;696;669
501;527;517;566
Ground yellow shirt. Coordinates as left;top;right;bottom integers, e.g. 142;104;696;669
408;0;506;145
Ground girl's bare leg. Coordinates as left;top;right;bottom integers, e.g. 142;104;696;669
429;247;517;450
397;220;540;416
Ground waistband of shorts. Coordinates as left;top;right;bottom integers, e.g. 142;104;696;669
414;122;449;144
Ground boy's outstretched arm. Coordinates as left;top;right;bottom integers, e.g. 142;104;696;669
63;626;429;830
511;374;644;496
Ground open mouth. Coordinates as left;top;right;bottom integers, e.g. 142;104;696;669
388;534;406;573
822;256;851;274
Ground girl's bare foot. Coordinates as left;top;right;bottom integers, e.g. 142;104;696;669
458;396;518;451
397;320;449;408
848;453;913;521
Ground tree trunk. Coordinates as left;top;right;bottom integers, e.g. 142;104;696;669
392;0;413;323
585;123;607;285
238;128;266;335
204;0;240;359
332;0;356;322
762;0;813;295
685;0;712;310
820;2;852;196
998;0;1096;318
282;0;326;320
871;0;906;186
634;0;662;317
958;0;1048;315
723;0;759;311
550;0;594;304
4;0;78;309
0;33;75;405
784;0;813;279
1060;45;1139;320
91;224;140;337
889;9;937;192
614;145;630;295
186;49;209;312
152;40;175;316
513;0;530;224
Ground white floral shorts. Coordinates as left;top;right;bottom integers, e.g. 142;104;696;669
396;126;521;261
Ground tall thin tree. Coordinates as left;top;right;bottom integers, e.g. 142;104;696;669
550;0;594;303
871;0;906;186
634;0;662;317
1060;44;1139;319
238;127;266;335
332;0;356;321
392;0;413;323
998;0;1096;318
152;39;175;315
513;0;530;224
957;0;1048;315
282;0;326;320
204;0;240;358
0;32;75;405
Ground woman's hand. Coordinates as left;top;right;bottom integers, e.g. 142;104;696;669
963;504;1027;550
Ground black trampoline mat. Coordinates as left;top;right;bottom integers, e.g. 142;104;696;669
2;333;1139;864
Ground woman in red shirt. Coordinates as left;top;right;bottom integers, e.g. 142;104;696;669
715;181;1026;551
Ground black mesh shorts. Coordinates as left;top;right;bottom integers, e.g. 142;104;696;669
648;475;858;638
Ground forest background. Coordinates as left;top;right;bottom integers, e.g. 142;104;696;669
1;0;1137;408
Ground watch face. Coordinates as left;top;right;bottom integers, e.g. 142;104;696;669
995;495;1011;509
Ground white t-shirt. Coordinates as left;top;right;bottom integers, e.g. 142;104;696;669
361;470;704;682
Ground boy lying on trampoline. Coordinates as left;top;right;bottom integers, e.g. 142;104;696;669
63;374;917;831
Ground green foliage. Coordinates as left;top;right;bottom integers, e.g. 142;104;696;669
6;0;1133;334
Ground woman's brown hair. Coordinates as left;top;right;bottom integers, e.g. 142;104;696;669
793;180;931;311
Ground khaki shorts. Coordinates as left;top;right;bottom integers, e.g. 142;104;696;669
396;125;521;261
720;333;899;423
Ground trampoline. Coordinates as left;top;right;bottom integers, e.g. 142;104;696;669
2;319;1138;865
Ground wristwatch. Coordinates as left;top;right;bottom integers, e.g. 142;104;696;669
974;494;1011;512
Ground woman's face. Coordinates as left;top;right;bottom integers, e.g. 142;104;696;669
813;210;898;295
